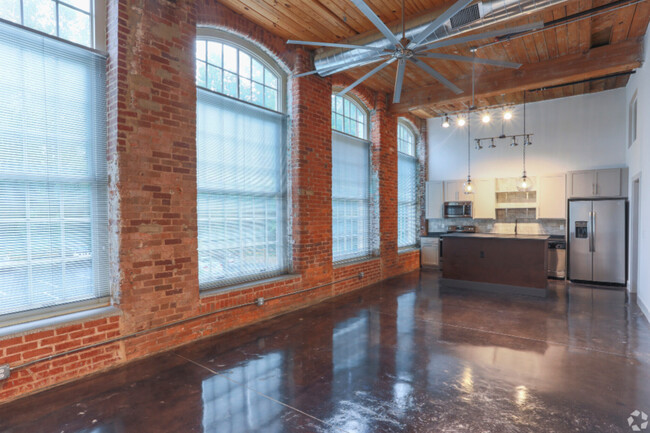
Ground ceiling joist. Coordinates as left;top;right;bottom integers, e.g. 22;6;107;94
390;37;644;113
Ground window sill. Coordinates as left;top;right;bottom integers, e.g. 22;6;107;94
398;246;420;254
333;256;380;269
0;305;120;340
200;273;301;299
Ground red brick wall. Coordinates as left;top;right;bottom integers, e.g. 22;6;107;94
0;0;423;403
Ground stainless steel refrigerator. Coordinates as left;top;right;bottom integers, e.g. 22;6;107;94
568;199;627;285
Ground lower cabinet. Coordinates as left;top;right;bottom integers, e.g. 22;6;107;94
421;237;439;267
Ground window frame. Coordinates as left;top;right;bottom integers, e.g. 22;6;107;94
0;17;110;326
331;93;369;140
397;119;420;249
331;94;372;263
629;90;638;148
0;0;106;49
195;28;290;291
196;27;286;114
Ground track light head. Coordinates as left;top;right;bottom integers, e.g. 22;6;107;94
510;136;518;147
457;116;466;127
442;116;450;128
503;110;513;120
482;113;491;123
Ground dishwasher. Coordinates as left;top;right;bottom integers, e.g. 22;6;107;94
548;240;566;279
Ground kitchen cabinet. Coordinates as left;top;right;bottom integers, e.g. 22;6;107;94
421;237;439;267
425;181;444;219
473;178;496;219
568;168;628;198
444;180;473;202
538;174;566;219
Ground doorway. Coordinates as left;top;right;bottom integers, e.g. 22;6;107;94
630;176;640;293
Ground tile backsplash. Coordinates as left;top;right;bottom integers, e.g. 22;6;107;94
428;218;566;236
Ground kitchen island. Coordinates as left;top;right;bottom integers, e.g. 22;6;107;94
440;233;550;297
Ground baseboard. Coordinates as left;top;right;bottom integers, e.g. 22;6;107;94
637;294;650;324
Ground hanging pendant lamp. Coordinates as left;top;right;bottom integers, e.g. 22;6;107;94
517;92;531;192
464;110;474;194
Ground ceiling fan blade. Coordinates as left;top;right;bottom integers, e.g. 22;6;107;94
349;0;401;47
393;59;406;104
287;40;385;52
418;21;544;51
409;0;474;48
419;52;521;68
339;58;397;97
408;57;463;94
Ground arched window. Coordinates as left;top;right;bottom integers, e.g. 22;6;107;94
195;30;288;289
332;94;368;139
331;94;371;262
195;34;282;112
0;1;109;320
398;120;419;248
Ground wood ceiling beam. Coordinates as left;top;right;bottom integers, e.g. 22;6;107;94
314;0;577;60
390;37;644;113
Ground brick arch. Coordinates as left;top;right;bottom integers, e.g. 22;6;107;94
195;1;296;75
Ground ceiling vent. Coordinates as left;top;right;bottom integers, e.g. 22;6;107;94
450;3;483;28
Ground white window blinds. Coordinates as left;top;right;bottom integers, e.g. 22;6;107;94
197;90;287;290
398;123;418;247
332;131;371;262
0;21;108;318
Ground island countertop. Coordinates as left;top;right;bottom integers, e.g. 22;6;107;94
441;233;551;240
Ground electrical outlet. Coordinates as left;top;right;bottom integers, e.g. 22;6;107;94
0;365;10;381
256;297;264;306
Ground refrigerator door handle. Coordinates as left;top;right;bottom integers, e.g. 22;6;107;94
588;211;594;252
592;211;596;252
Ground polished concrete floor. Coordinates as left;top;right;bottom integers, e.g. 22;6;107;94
1;270;650;433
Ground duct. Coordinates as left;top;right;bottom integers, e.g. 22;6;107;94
314;0;566;76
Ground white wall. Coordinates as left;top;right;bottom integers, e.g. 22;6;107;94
625;30;650;318
427;89;628;181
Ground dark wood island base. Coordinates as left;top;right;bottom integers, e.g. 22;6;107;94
440;234;550;297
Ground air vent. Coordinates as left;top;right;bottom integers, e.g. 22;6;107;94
450;4;482;29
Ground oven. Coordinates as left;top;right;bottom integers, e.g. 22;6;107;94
444;201;473;219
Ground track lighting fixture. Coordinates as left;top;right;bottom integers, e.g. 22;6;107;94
457;116;466;127
442;116;450;128
525;134;532;146
510;136;518;147
503;110;513;120
489;138;496;149
475;139;483;150
481;113;491;123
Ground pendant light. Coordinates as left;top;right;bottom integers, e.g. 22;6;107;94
464;111;474;194
464;57;476;195
517;92;531;191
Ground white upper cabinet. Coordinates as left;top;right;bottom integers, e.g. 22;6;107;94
568;168;628;198
538;174;566;219
425;181;444;219
473;179;496;219
444;180;473;202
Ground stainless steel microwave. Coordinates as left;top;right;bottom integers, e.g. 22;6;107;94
444;201;473;218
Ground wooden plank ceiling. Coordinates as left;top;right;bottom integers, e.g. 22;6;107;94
221;0;650;118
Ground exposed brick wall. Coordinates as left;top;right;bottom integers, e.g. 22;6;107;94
0;0;423;403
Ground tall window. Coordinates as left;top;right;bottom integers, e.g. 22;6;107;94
332;95;371;262
0;0;100;48
0;9;108;319
397;121;418;248
196;32;287;289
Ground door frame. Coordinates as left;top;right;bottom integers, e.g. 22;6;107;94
629;173;641;293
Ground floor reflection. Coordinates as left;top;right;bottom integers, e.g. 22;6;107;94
202;352;284;433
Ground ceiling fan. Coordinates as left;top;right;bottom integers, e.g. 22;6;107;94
287;0;543;103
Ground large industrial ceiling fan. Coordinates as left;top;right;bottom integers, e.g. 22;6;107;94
287;0;543;103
